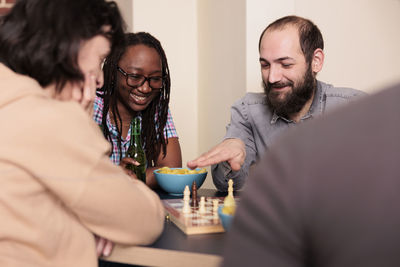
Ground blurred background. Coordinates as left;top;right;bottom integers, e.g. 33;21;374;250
113;0;400;189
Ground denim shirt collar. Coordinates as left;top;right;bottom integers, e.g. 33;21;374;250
270;80;325;124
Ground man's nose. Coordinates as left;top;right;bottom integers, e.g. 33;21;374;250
268;65;282;84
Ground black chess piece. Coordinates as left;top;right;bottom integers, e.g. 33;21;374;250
191;181;198;207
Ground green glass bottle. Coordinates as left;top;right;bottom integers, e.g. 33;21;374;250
126;117;147;183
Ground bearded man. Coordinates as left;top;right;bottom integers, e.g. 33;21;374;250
188;15;365;191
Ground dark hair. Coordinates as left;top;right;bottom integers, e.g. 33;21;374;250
98;32;171;166
0;0;124;92
259;15;324;63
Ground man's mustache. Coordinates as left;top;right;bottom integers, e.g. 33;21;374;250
267;81;293;89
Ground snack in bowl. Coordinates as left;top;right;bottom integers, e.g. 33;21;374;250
154;167;207;196
157;166;207;175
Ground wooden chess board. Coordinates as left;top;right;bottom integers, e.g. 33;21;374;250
162;197;237;235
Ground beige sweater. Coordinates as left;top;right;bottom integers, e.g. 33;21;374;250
0;64;165;267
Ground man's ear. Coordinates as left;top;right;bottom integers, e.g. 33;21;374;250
311;48;324;73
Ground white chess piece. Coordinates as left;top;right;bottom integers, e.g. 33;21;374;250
228;179;234;197
199;196;206;214
212;199;219;219
223;179;236;215
182;185;191;214
183;185;190;198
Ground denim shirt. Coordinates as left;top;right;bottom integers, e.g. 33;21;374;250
212;80;367;191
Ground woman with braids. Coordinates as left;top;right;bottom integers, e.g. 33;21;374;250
94;32;182;189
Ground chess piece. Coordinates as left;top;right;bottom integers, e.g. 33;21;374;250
212;199;219;219
228;178;234;197
223;179;236;215
182;185;191;214
199;196;206;214
191;181;198;207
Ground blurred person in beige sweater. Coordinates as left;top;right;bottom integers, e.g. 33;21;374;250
0;0;164;266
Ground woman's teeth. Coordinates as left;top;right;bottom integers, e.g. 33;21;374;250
131;94;146;102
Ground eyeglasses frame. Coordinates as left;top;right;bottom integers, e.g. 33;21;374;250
116;66;165;91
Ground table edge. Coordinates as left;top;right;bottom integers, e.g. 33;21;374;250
104;245;223;267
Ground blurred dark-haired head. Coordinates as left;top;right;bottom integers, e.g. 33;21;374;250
0;0;125;91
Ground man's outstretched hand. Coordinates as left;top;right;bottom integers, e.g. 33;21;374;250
187;138;245;171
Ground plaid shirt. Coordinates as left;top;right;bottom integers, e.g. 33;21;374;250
93;95;178;165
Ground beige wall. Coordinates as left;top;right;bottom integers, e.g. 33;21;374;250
246;0;295;93
130;0;204;184
113;0;133;31
296;0;400;93
116;0;400;189
197;0;246;189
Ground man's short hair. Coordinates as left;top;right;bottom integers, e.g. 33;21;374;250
259;15;324;64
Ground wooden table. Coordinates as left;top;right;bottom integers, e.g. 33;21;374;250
102;189;229;267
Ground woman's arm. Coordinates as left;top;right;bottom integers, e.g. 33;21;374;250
146;137;182;189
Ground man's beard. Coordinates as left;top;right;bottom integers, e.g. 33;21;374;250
263;65;316;118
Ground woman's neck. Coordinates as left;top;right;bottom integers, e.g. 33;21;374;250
109;101;137;138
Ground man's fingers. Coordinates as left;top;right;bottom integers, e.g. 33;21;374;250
228;159;243;172
188;146;240;168
192;152;230;168
188;138;246;169
186;160;198;169
187;145;227;168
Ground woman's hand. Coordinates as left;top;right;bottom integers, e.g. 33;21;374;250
95;236;114;257
120;157;140;178
71;73;97;115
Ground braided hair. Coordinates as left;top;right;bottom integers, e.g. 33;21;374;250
98;32;171;166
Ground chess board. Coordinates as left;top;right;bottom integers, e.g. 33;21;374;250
162;197;237;235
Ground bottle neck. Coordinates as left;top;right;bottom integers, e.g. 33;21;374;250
130;117;142;146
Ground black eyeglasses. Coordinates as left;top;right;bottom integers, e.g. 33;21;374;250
117;66;164;90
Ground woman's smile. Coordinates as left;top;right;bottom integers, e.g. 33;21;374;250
129;91;151;105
